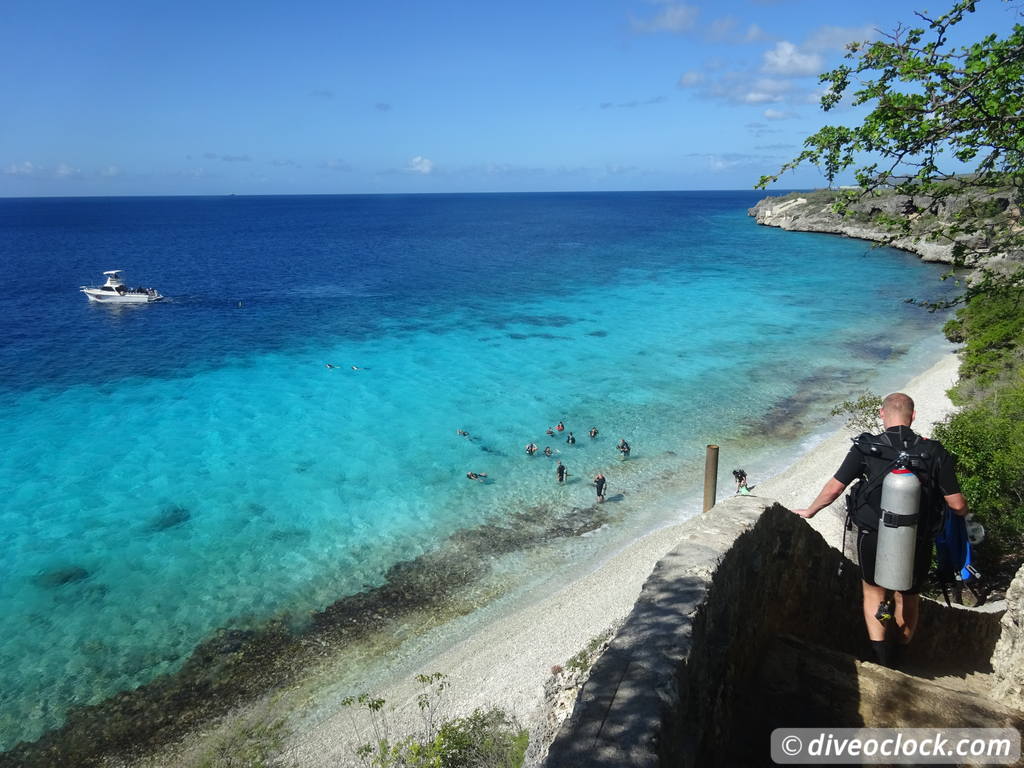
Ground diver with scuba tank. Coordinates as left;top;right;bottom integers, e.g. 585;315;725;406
793;392;968;669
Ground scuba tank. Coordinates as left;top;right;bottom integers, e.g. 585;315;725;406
874;453;921;591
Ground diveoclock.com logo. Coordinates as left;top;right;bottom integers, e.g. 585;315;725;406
770;728;1020;764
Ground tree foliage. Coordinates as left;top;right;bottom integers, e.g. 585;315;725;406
759;0;1024;307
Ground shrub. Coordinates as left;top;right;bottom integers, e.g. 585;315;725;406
829;392;883;434
342;674;527;768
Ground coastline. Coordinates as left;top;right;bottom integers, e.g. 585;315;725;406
0;191;968;766
274;348;962;767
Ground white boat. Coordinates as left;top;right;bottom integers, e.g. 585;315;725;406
80;270;163;304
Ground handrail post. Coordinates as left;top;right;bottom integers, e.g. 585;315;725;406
703;444;719;513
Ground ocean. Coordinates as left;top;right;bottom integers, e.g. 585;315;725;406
0;191;955;751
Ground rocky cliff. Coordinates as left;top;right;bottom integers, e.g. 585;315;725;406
749;189;1023;269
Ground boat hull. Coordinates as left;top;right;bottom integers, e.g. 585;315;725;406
82;289;162;303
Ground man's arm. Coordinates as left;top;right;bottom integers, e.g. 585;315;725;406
945;492;969;517
793;477;848;519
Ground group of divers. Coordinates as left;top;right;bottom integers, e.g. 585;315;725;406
460;420;755;504
326;363;753;502
460;421;631;503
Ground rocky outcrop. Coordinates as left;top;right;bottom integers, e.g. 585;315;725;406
748;193;957;263
749;188;1024;272
542;497;1013;768
992;565;1024;710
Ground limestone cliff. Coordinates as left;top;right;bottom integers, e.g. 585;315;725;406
749;189;1022;269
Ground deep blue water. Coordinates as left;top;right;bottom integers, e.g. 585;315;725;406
0;191;954;749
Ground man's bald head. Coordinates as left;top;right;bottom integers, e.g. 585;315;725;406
881;392;915;427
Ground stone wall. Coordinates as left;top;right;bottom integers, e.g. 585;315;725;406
542;496;1006;768
992;565;1024;710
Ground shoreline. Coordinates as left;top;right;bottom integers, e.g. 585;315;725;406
275;347;962;767
0;348;960;768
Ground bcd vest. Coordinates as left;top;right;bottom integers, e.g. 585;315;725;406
845;431;945;537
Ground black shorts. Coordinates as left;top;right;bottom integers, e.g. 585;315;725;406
857;528;933;595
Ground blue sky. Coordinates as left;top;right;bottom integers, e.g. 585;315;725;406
1;0;1015;196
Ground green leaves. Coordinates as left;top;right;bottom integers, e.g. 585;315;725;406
757;0;1023;310
342;674;527;768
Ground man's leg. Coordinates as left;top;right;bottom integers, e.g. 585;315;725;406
893;592;920;645
859;527;898;666
862;581;889;642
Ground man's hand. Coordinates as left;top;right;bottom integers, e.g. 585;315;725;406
792;477;848;521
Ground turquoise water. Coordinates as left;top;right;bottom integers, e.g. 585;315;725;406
0;192;954;749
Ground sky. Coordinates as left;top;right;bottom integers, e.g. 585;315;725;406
1;0;1017;197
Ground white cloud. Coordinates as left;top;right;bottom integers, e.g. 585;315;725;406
743;91;782;104
407;156;434;175
804;24;878;52
740;77;792;103
631;2;698;34
763;108;798;120
321;158;352;171
762;41;824;76
600;95;667;109
684;70;796;105
743;23;769;43
706;17;770;44
678;71;704;87
55;163;81;178
605;164;638;175
707;16;737;41
686;152;763;172
100;165;122;177
3;161;37;176
746;121;783;138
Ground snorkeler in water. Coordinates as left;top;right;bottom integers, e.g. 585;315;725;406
525;443;538;456
617;439;631;458
566;431;576;445
589;427;599;439
466;471;488;482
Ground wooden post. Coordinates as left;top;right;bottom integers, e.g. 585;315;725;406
703;444;719;513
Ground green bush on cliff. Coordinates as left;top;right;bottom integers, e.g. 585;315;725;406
830;393;883;434
342;674;527;768
933;286;1024;558
946;288;1024;390
932;385;1024;549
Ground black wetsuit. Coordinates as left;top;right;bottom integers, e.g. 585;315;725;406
556;464;567;482
595;476;607;497
834;425;960;593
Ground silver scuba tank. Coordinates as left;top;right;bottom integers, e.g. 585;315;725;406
874;455;921;591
